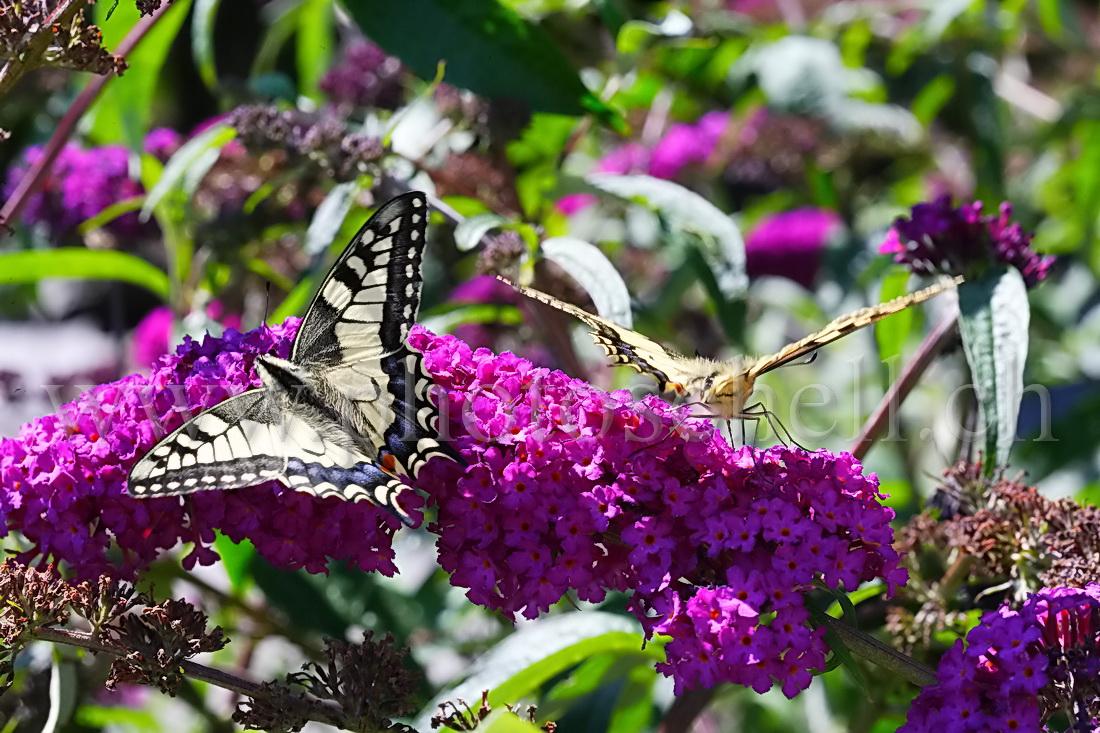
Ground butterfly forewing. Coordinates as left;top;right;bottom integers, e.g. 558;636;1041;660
747;277;962;378
128;192;460;525
293;193;427;366
502;279;696;394
128;391;287;497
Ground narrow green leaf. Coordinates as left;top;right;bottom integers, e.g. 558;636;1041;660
142;124;237;219
483;712;546;733
305;181;362;256
957;267;1030;472
77;196;146;234
413;613;658;732
297;0;334;101
806;597;871;698
541;236;633;327
343;0;619;125
420;303;523;335
192;0;222;89
0;249;169;300
87;0;193;147
454;213;507;251
588;174;747;297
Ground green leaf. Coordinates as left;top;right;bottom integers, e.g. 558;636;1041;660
192;0;222;89
454;212;508;251
541;236;633;327
608;662;657;733
957;267;1030;472
87;0;193;147
413;612;658;732
305;181;362;256
77;196;146;234
342;0;619;125
213;533;256;595
588;174;747;297
806;596;871;699
297;0;335;101
420;303;524;335
483;711;546;733
142;124;237;219
874;269;916;373
0;249;170;300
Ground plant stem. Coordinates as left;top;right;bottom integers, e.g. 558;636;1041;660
849;309;959;461
0;0;89;99
31;625;348;727
0;2;171;234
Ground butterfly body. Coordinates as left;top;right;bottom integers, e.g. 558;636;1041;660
129;193;461;524
502;276;960;420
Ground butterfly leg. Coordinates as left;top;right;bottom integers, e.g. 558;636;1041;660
739;403;807;450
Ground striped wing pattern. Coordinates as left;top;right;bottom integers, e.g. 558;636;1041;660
128;192;460;525
502;278;696;395
747;277;962;378
503;275;960;416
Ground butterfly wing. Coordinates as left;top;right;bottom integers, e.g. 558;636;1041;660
290;192;460;483
502;278;699;395
128;193;458;525
748;277;961;378
128;391;287;497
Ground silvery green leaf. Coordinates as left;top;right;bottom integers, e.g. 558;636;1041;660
542;236;633;327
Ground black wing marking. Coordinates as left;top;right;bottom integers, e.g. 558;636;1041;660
127;391;286;497
501;277;697;394
292;192;428;367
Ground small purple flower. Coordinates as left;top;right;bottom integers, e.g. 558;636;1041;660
319;39;406;110
143;128;181;162
745;208;839;288
901;584;1100;732
881;196;1054;288
649;111;729;179
4;144;145;238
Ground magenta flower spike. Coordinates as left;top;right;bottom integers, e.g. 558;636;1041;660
2;321;907;696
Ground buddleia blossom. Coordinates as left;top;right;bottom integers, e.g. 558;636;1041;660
0;318;407;579
3;143;145;238
412;328;906;696
319;39;406;111
881;195;1054;288
2;320;905;697
901;584;1100;732
745;208;840;288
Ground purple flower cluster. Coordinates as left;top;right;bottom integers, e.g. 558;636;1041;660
2;319;907;697
745;208;840;288
4;143;144;238
319;39;406;111
0;318;408;579
411;328;906;696
881;195;1054;288
901;584;1100;732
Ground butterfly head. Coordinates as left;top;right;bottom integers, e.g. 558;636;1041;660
694;367;757;420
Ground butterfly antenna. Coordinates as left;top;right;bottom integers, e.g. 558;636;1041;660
262;280;272;327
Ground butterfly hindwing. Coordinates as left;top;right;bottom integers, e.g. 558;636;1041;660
501;278;696;394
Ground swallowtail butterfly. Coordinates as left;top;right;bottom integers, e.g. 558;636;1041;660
128;192;461;524
502;275;960;421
